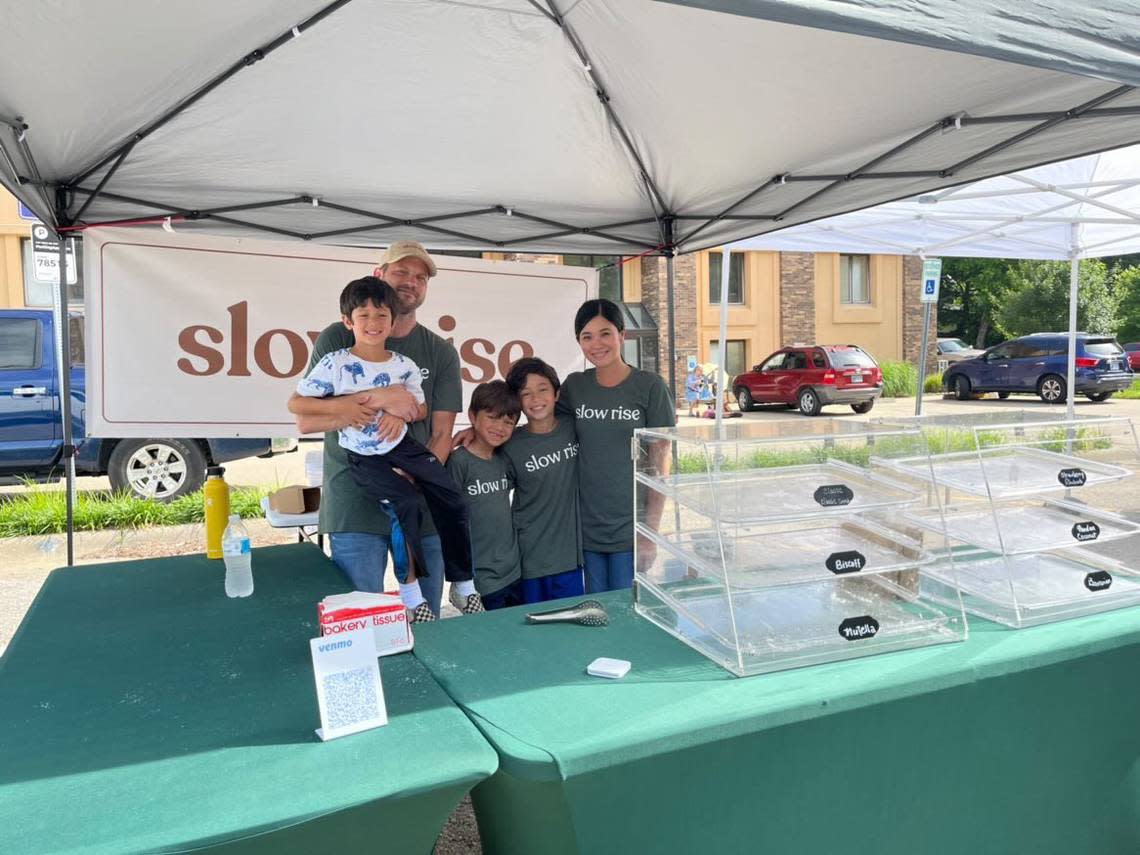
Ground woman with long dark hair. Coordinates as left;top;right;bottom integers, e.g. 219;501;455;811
558;299;675;592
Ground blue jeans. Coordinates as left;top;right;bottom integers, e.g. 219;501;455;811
583;550;634;593
329;531;445;617
521;568;585;604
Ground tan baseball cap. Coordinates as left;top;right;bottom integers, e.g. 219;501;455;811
380;240;437;277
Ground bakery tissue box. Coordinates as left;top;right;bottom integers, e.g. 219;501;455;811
318;592;413;656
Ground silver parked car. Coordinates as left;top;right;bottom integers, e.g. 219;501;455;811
937;337;984;363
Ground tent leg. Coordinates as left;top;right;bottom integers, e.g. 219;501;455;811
666;253;676;404
55;229;76;566
1067;256;1076;424
915;301;932;416
715;248;731;437
1066;229;1079;420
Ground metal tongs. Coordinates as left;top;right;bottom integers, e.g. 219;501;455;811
525;599;609;627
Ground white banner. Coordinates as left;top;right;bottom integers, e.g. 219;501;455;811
83;228;595;437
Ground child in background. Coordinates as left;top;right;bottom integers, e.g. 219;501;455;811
502;358;584;604
445;381;524;610
296;276;482;622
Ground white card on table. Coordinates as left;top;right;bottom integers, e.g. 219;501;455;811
310;627;388;741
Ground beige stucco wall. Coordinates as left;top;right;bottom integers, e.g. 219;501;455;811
0;189;33;308
813;253;904;361
695;249;781;369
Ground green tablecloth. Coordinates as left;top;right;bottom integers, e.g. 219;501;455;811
413;592;1140;855
0;544;497;855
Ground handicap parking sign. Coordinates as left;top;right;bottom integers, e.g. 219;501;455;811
920;259;941;303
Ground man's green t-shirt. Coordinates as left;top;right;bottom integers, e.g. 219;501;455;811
558;368;675;552
308;322;462;537
445;447;521;596
500;417;582;579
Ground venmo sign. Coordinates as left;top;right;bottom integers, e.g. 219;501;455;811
84;228;594;437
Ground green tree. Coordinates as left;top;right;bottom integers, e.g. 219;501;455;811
993;259;1119;337
1115;266;1140;344
938;258;1012;348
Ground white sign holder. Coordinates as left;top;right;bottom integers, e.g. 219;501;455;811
310;627;388;741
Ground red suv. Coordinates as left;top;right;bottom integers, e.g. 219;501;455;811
732;345;884;416
1125;343;1140;372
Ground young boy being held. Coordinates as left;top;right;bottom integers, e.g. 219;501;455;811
445;381;524;610
295;276;482;621
502;358;584;604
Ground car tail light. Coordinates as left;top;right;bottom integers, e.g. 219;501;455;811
822;371;836;384
1075;357;1098;368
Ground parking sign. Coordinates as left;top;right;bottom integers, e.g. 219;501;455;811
920;258;942;304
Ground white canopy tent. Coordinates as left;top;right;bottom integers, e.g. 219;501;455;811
724;143;1140;423
5;0;1140;561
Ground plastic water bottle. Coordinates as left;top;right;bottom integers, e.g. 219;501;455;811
222;514;254;598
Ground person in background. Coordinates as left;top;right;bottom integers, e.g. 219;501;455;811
685;364;704;418
502;357;584;604
445;381;524;610
558;299;675;593
288;241;462;616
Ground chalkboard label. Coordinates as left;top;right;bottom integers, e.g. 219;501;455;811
838;616;880;642
1084;571;1113;592
814;484;854;507
1071;521;1100;542
826;550;867;575
1057;468;1087;488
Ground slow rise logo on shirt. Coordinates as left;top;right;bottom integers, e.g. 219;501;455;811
575;405;642;421
467;476;510;497
524;440;580;472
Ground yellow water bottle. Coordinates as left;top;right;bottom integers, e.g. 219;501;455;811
204;465;230;559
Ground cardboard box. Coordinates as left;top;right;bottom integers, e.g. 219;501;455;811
268;485;321;515
318;592;413;656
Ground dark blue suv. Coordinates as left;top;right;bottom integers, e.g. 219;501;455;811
943;333;1134;403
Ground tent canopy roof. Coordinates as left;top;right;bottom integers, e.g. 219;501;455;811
726;143;1140;260
4;0;1140;254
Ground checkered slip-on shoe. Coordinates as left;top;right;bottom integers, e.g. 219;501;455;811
408;602;438;624
448;587;485;615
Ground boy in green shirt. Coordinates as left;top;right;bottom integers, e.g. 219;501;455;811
446;381;524;610
503;358;584;603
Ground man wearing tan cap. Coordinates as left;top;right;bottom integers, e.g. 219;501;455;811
289;241;464;619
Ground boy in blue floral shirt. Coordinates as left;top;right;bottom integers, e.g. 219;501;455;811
296;276;481;620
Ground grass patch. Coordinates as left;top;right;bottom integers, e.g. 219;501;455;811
0;486;270;538
924;373;944;393
1119;378;1140;399
880;361;918;397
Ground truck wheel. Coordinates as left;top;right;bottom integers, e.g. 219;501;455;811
108;439;207;502
735;387;754;412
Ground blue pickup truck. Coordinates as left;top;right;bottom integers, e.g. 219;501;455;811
1;308;276;501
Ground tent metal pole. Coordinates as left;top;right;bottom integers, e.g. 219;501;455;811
54;209;76;566
715;248;731;438
667;253;676;406
1066;225;1079;420
915;307;932;417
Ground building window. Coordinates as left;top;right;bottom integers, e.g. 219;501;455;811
839;254;870;304
710;339;747;379
707;252;744;304
22;237;83;308
622;337;641;369
562;254;622;302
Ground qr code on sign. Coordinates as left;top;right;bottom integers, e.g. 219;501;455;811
322;668;380;730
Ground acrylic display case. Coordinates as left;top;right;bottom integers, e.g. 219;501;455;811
874;413;1140;628
632;420;967;677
